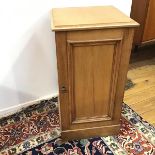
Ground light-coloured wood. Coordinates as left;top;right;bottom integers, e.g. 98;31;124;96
124;57;155;126
67;31;123;126
113;28;135;121
52;6;137;140
61;125;120;141
141;109;155;126
125;76;155;96
55;32;70;130
52;6;139;31
125;86;155;105
129;96;155;114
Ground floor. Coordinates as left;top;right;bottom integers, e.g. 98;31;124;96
124;45;155;127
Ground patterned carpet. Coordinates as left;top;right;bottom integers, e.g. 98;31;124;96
0;97;155;155
125;78;135;91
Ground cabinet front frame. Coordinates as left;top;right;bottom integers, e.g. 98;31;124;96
55;28;134;138
67;39;122;127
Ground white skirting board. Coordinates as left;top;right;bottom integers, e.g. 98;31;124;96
0;92;58;118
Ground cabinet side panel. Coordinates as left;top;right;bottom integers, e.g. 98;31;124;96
114;28;135;121
55;32;70;130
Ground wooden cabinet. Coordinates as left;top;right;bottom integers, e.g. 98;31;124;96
51;6;138;140
131;0;155;46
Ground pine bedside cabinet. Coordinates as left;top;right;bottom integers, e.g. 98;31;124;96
51;6;139;141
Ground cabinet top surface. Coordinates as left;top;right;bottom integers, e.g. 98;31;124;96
51;6;139;31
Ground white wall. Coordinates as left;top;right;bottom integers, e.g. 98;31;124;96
0;0;132;114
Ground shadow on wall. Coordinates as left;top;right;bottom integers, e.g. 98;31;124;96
0;11;58;109
0;86;34;107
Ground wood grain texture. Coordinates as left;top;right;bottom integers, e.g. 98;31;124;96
52;6;139;31
55;28;135;140
64;30;124;132
113;28;135;122
52;6;137;140
61;125;120;141
130;0;150;45
124;57;155;126
143;0;155;42
68;39;121;124
130;0;155;46
55;32;70;130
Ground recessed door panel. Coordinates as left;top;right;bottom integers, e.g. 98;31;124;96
73;46;94;119
68;40;122;125
93;45;114;117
